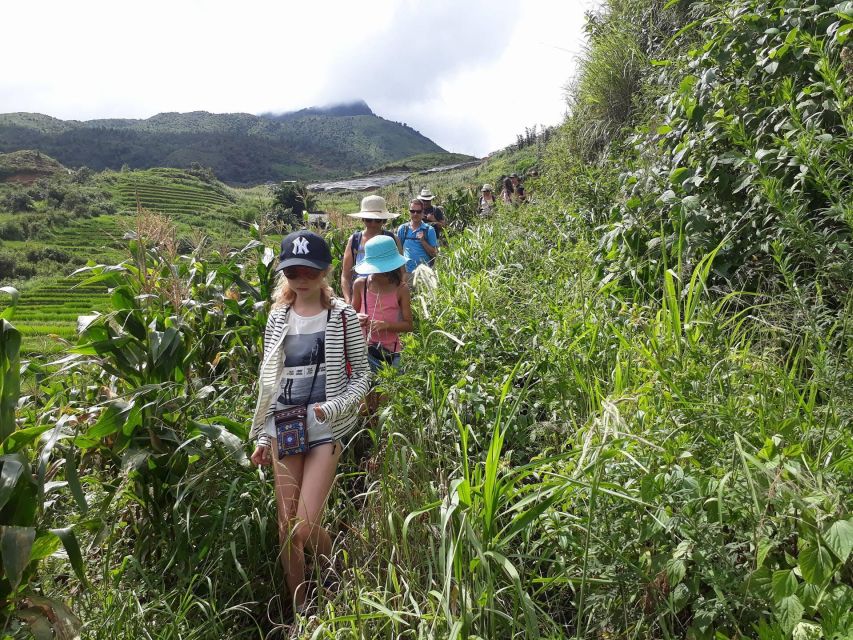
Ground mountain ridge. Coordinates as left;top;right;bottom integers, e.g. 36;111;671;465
0;103;449;185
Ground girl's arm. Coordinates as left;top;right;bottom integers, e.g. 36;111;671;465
253;309;282;451
352;277;365;315
340;235;354;304
371;285;413;333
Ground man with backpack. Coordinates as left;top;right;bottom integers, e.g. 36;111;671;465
418;188;447;243
397;198;438;278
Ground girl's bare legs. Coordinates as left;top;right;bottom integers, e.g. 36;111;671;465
273;450;306;607
273;442;341;610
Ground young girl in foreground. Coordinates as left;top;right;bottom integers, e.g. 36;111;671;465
351;234;413;378
249;230;371;615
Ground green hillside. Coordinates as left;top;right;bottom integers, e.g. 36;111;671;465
0;149;68;182
0;166;265;353
0;103;450;184
108;168;235;214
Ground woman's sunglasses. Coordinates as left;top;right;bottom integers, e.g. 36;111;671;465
283;266;323;280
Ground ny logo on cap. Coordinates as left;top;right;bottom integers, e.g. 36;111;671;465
292;238;310;255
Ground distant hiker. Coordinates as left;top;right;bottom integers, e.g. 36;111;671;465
418;188;447;244
500;176;515;204
397;198;438;278
249;230;371;617
507;173;526;204
352;235;412;373
479;183;497;216
340;195;401;305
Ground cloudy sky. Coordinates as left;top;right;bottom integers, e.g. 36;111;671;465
1;0;594;157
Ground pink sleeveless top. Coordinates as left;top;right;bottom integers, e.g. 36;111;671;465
363;287;402;352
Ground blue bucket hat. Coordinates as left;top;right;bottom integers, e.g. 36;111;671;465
353;235;407;275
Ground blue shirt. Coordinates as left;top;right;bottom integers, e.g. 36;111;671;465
397;222;437;272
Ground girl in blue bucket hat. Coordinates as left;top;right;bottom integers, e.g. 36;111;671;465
351;234;413;374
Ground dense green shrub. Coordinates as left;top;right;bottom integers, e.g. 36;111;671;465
0;222;24;241
270;180;316;218
25;248;71;264
0;253;15;278
2;191;35;213
595;0;853;295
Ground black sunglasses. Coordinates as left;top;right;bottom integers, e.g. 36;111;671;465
409;209;423;213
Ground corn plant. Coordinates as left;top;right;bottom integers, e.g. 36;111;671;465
0;287;86;637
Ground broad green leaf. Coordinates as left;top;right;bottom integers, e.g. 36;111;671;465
499;490;562;544
732;173;753;194
29;531;62;561
666;558;687;585
37;421;65;498
798;544;835;585
49;526;87;585
150;327;181;367
0;320;22;445
189;421;248;466
678;75;697;94
775;594;804;634
201;415;248;440
824;518;853;563
772;569;797;601
670;167;691;184
65;448;88;515
0;424;54;454
757;537;775;567
81;400;133;444
0;525;36;590
358;597;409;625
0;287;19;321
0;455;24;510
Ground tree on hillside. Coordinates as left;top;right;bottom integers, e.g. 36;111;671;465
271;181;317;220
187;162;217;183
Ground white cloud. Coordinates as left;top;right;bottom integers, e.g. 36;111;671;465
0;0;591;156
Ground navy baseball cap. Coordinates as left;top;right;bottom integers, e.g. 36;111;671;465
276;230;332;271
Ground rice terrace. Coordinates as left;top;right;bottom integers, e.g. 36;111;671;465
0;0;851;639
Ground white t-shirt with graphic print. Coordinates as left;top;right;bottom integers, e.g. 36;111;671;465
263;309;334;447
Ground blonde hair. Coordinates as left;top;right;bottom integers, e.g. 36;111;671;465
271;269;334;310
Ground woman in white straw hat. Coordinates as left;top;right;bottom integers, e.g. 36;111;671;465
478;183;497;217
340;195;401;305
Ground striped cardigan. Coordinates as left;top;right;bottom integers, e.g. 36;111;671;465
249;298;372;446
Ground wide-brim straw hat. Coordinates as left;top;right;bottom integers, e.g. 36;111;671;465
481;183;494;192
348;195;399;220
418;188;435;200
353;235;407;274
